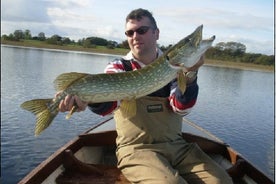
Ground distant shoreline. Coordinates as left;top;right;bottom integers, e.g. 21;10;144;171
1;41;274;72
1;44;122;58
204;59;274;72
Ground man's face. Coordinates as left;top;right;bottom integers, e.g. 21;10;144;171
125;17;159;59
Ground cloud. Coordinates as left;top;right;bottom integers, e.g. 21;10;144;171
1;0;50;23
155;5;273;55
1;0;96;38
50;0;90;8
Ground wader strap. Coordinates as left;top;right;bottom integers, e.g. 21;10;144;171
121;59;133;71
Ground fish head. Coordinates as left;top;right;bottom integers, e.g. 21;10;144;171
166;25;215;69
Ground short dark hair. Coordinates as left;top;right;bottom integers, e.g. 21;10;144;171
126;8;158;29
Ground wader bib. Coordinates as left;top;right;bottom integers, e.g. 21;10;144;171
114;96;233;184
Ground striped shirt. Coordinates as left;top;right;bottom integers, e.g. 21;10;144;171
89;50;198;116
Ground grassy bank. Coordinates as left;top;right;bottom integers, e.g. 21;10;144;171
1;39;129;56
205;59;274;72
1;39;274;72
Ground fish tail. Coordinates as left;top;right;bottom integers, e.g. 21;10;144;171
21;98;59;136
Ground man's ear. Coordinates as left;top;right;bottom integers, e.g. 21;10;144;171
155;28;160;40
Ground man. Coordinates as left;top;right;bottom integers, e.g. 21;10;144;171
58;8;233;184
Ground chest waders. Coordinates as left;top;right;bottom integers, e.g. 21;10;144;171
115;96;184;157
114;97;233;184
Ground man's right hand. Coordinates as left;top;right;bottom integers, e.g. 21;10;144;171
55;92;88;112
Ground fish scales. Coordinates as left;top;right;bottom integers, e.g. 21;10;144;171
68;60;174;102
21;25;215;135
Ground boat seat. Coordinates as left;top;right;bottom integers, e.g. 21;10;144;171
56;149;247;184
56;149;130;184
56;164;130;184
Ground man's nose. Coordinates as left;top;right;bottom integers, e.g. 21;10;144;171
132;31;140;39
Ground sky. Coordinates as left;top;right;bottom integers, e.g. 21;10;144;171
1;0;274;55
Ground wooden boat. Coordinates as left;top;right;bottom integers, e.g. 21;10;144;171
18;117;274;184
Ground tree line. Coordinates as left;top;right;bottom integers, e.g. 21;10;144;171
1;29;274;66
1;29;128;49
160;41;274;66
205;42;274;66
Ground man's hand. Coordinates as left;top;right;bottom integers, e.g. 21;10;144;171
186;55;205;72
184;55;205;84
55;92;88;112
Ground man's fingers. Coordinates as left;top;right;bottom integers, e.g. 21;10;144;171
59;99;66;112
68;96;75;111
56;94;87;112
74;95;88;111
64;95;72;108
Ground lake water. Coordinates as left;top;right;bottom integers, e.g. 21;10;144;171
1;45;274;183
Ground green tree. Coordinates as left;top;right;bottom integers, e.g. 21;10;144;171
8;33;14;40
62;37;71;45
254;55;275;65
87;37;108;46
118;40;130;49
13;30;24;41
77;38;85;46
38;32;46;41
106;41;118;49
1;34;14;41
46;34;62;45
215;42;246;55
241;53;262;63
83;38;96;48
24;29;32;40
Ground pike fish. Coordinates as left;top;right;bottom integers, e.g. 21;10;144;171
21;25;215;136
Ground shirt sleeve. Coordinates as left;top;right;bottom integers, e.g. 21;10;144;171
88;101;118;116
168;78;199;115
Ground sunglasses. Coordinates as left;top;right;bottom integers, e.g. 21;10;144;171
125;26;153;37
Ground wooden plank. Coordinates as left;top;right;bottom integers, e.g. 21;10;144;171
18;137;83;184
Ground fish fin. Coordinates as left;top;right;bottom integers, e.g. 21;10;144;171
177;71;187;94
120;99;137;118
66;105;78;120
54;72;88;91
21;99;59;136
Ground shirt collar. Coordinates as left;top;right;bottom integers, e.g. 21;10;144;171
123;48;163;67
